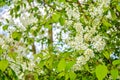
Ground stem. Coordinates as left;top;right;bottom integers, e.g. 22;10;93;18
32;42;36;54
48;26;53;53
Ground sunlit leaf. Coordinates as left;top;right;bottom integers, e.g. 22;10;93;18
111;69;118;80
95;65;108;80
102;19;112;28
12;32;22;41
112;60;120;65
57;58;66;72
66;61;75;71
59;16;65;26
2;25;8;30
116;4;120;12
69;71;76;80
57;71;65;78
0;60;9;72
52;12;60;22
103;51;110;59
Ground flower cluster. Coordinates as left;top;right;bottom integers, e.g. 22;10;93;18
65;0;109;71
73;48;94;71
65;3;80;21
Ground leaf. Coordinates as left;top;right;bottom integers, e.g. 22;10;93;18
66;61;75;71
57;72;65;78
0;60;9;72
59;0;65;2
116;4;120;12
84;64;90;72
102;19;112;28
103;51;110;59
57;58;66;72
8;52;18;61
111;69;118;80
2;25;8;30
112;60;120;65
95;65;108;80
110;9;117;20
69;71;76;80
52;12;60;22
12;32;22;41
27;38;34;45
59;16;65;26
0;46;3;55
65;74;69;80
45;57;53;69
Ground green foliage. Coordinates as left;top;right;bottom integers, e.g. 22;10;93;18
0;0;120;79
12;31;22;41
52;12;61;22
112;60;120;65
57;58;66;72
111;69;118;80
95;65;108;80
2;25;8;31
0;60;9;72
69;71;76;80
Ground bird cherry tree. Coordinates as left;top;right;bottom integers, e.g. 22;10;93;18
0;0;120;80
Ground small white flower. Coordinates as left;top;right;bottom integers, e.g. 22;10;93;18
76;56;86;65
31;26;37;31
78;0;85;4
84;49;94;58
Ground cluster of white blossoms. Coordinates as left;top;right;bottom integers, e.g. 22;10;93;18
65;0;109;71
65;3;80;21
92;35;106;51
19;12;38;31
73;49;94;70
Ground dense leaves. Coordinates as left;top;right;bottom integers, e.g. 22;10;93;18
0;0;120;80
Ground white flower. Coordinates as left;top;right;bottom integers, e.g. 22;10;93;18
31;26;37;31
74;22;83;33
84;49;94;58
84;33;92;42
0;38;4;45
66;4;80;20
78;0;85;4
40;70;45;74
76;55;86;65
93;40;106;51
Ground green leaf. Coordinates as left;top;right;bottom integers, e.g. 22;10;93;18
95;65;108;80
58;72;65;78
116;4;120;12
69;71;76;80
59;0;65;2
2;25;8;30
52;12;60;22
12;32;22;41
102;19;112;28
0;60;9;72
112;60;120;65
0;46;3;55
59;16;65;26
103;51;110;59
27;38;34;44
28;0;33;3
8;52;18;61
111;69;118;80
34;73;39;80
110;9;117;20
84;64;90;72
57;58;66;72
65;74;69;80
45;57;53;69
66;61;75;71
